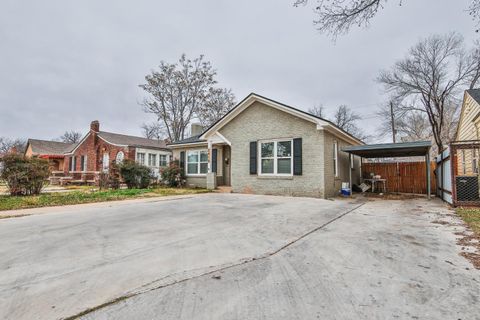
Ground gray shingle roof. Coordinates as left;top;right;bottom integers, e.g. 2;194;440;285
28;139;75;155
467;88;480;104
168;134;204;145
97;131;169;150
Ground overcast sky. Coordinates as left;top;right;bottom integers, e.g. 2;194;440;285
0;0;478;142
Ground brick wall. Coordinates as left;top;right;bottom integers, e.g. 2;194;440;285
219;101;326;198
64;131;132;173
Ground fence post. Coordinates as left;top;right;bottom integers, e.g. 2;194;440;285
426;152;431;199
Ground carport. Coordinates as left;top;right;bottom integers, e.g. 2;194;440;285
342;141;432;198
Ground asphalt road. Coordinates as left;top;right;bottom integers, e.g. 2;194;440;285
0;193;361;320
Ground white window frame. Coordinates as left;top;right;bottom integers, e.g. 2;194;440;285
159;154;167;167
258;139;293;176
102;153;110;173
186;149;208;176
137;152;145;165
116;151;124;164
148;153;157;167
81;155;87;172
333;141;339;177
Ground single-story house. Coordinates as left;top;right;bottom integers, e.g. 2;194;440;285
25;121;171;184
169;93;364;198
24;139;74;171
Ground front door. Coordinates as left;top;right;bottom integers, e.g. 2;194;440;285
223;145;231;186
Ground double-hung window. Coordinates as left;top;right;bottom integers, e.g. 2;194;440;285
159;154;167;167
137;153;145;165
259;140;292;175
80;155;87;172
333;141;338;177
148;154;157;167
187;150;208;175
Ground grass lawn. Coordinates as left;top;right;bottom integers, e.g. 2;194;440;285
0;187;209;212
457;208;480;236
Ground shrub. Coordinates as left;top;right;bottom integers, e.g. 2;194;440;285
98;161;121;190
0;154;50;196
160;161;185;187
118;160;153;189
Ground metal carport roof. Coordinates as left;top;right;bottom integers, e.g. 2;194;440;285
342;141;432;158
341;141;432;198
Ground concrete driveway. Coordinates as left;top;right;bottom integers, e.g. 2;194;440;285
0;194;478;320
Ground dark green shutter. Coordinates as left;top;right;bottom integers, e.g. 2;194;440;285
249;141;257;174
212;149;218;173
73;156;77;172
180;151;185;170
293;138;302;175
69;157;73;171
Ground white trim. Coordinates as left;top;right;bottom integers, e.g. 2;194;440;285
200;94;327;140
258;138;293;177
333;141;339;177
186;149;208;176
65;132;91;155
169;141;208;148
199;93;363;146
97;135;128;147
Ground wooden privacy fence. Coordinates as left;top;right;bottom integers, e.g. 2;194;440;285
361;162;436;194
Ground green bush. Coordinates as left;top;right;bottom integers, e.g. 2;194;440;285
160;161;185;187
118;160;152;189
0;154;50;196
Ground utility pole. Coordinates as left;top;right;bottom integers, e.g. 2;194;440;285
390;101;396;143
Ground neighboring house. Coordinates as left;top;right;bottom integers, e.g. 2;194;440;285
454;88;480;176
24;139;74;172
26;121;171;184
169;93;363;198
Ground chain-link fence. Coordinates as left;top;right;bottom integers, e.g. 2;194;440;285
450;141;480;206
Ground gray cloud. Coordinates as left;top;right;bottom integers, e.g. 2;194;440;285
0;0;477;142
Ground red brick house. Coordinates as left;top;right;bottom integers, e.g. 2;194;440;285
26;120;171;185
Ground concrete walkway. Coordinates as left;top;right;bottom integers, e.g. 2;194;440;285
0;193;361;320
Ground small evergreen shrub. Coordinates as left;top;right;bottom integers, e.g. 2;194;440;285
160;161;185;187
118;160;152;189
0;154;50;196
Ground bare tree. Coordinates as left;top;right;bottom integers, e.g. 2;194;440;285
377;33;480;152
141;122;165;140
140;54;234;142
196;88;236;128
308;104;326;118
59;131;82;144
295;1;480;38
332;105;367;140
470;0;480;31
470;40;480;89
0;137;27;154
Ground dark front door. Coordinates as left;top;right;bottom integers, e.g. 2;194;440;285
223;145;231;186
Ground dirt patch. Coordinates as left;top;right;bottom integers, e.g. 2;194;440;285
454;227;480;269
431;220;450;225
360;193;427;200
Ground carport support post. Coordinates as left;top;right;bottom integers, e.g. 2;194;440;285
349;153;352;197
426;151;431;199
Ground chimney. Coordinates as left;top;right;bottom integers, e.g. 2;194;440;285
90;120;100;132
190;123;203;137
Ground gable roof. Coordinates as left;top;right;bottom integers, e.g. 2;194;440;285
168;134;203;146
455;89;480;141
27;139;74;156
197;93;363;145
97;131;168;150
467;88;480;105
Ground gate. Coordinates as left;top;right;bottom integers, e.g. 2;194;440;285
362;161;436;194
435;148;452;204
450;141;480;206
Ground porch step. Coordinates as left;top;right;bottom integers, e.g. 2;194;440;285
216;186;232;193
